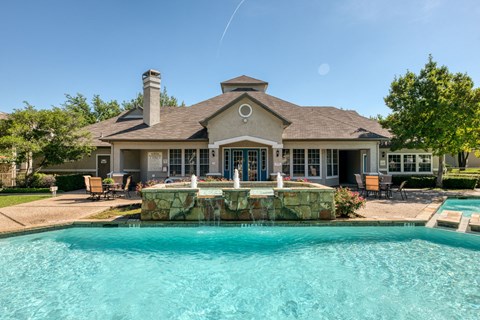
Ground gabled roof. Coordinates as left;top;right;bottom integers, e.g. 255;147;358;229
199;92;291;127
220;75;268;85
94;90;391;143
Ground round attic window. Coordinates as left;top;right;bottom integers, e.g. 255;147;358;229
238;104;252;118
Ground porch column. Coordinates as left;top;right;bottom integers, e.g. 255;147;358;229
208;148;220;174
112;146;122;172
273;148;282;174
369;146;378;173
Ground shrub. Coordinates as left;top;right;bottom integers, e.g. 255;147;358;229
391;175;436;188
30;173;56;188
55;174;86;192
334;187;366;218
0;188;50;193
442;177;478;189
102;177;114;184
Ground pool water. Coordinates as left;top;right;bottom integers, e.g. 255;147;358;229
1;227;479;319
438;198;480;217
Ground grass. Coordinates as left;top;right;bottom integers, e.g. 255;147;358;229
0;195;51;208
88;204;141;220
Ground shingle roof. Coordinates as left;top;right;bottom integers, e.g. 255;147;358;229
0;112;8;120
95;91;391;143
221;75;268;85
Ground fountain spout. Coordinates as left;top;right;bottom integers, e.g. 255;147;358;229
191;174;198;189
233;169;240;189
276;172;283;189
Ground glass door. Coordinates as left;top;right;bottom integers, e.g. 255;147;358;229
232;150;244;180
247;150;258;181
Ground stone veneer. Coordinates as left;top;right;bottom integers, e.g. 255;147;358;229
141;181;335;221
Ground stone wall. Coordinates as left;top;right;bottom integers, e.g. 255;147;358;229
141;183;335;221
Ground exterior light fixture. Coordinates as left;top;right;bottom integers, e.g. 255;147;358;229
276;150;280;157
211;150;215;157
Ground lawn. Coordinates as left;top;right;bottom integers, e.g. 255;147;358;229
0;195;50;208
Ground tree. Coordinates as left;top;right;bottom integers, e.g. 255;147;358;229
0;104;95;186
62;93;121;126
122;86;186;110
380;55;480;187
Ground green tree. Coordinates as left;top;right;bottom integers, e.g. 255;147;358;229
0;104;95;186
122;86;185;110
62;93;122;125
381;55;480;187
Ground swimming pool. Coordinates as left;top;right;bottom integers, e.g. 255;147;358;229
0;227;479;319
438;198;480;217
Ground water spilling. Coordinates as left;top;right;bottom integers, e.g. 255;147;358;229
191;174;197;189
276;172;283;188
233;169;240;189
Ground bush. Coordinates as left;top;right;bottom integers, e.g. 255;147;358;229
30;173;56;188
391;175;436;188
0;188;50;193
442;177;478;189
56;174;86;192
102;177;114;184
334;187;366;218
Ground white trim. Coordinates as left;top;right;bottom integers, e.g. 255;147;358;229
238;104;253;118
209;135;283;149
96;154;111;177
123;169;140;172
386;153;433;174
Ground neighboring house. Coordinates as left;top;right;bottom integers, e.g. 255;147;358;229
41;70;451;185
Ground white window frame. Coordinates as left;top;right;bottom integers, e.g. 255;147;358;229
326;149;339;179
285;148;322;179
386;153;433;174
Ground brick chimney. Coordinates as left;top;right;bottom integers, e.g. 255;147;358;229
142;69;161;126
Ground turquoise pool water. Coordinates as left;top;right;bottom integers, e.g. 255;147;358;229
0;227;479;319
438;198;480;217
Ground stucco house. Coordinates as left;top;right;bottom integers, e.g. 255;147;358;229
41;70;445;186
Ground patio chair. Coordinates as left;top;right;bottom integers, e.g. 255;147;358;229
89;177;110;201
83;175;91;194
392;180;407;200
113;175;131;198
468;213;480;232
365;175;381;198
354;174;365;196
380;175;393;198
437;210;462;229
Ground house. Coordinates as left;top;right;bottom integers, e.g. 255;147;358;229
41;70;445;186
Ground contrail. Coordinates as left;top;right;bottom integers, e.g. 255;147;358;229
217;0;246;57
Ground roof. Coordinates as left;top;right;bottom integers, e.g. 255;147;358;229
0;112;8;120
220;75;268;85
95;91;391;143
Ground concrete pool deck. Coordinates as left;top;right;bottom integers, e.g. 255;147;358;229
0;188;478;236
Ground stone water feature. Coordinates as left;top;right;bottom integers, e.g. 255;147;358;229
141;178;336;222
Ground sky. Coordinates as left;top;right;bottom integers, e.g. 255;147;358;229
0;0;479;117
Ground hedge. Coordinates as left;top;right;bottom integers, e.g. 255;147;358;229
442;177;478;189
55;174;86;192
391;175;436;188
0;188;51;194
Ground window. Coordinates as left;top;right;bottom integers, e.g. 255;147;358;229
419;154;432;172
282;149;290;175
293;149;305;176
388;153;432;173
184;149;197;176
388;154;401;172
199;149;209;176
261;149;266;171
224;149;230;171
169;149;181;176
403;154;416;172
326;149;338;177
308;149;320;177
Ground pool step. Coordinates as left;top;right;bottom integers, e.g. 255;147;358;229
457;216;469;233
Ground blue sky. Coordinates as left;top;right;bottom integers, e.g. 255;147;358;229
1;0;479;117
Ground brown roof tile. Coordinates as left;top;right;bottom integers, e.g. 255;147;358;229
221;75;268;85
